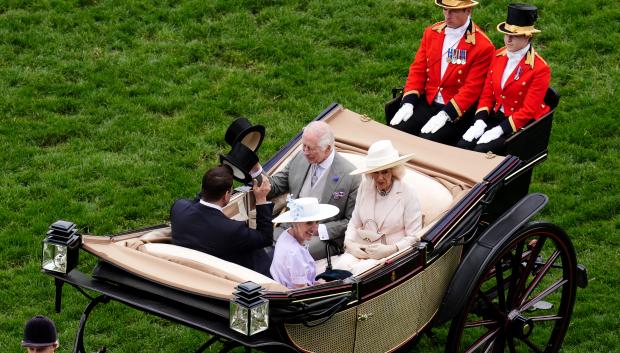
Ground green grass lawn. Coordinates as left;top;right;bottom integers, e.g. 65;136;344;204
1;0;618;352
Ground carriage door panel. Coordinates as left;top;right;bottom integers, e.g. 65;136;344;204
353;246;462;353
284;305;357;353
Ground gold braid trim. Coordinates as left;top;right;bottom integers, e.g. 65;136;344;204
433;22;447;33
476;107;489;114
509;116;517;132
403;90;420;97
450;99;462;117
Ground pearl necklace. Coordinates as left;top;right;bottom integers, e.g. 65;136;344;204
377;185;393;197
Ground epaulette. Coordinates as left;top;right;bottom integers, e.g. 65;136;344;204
525;47;535;69
535;50;549;67
432;21;447;33
473;23;492;45
465;21;476;45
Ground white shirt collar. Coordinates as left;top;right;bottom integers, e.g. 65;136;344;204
199;199;222;211
444;16;470;36
317;147;335;170
507;44;530;62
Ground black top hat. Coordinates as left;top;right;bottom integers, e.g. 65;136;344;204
224;117;265;152
497;3;541;36
22;316;57;347
220;143;259;184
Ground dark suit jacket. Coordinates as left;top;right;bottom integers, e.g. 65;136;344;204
170;199;274;276
268;151;360;246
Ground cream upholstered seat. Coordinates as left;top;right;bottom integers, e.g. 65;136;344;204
137;242;286;291
340;152;453;227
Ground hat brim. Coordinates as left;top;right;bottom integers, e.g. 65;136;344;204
230;125;265;152
22;340;58;348
220;154;254;184
272;204;340;224
497;22;540;36
435;0;478;9
349;153;415;175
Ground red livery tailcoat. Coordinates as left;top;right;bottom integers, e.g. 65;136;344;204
403;21;494;121
476;46;551;133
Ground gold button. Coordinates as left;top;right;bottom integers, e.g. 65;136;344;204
426;68;430;72
541;104;546;108
522;82;527;86
501;95;506;99
518;91;523;96
511;108;515;111
439;87;443;91
514;100;518;104
457;79;461;83
458;70;463;74
427;78;430;81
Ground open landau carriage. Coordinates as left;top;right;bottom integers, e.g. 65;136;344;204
42;89;588;353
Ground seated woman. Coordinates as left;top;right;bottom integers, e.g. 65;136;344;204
457;3;550;154
270;197;339;289
333;140;422;275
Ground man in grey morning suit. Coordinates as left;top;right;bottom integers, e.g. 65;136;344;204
268;121;360;260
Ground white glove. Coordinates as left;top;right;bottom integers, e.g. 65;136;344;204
389;103;414;125
345;240;369;259
462;120;488;142
365;243;398;260
477;126;504;144
421;110;450;134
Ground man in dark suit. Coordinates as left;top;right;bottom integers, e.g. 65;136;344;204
267;121;361;260
170;165;273;276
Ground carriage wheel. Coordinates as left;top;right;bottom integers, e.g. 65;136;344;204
446;222;578;353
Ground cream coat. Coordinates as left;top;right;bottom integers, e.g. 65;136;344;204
345;177;422;250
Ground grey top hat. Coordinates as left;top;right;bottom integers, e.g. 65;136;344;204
22;315;57;347
224;117;265;152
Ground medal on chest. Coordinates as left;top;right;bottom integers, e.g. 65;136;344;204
448;48;467;65
514;66;523;81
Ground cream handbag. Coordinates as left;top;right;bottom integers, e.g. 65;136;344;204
357;220;386;244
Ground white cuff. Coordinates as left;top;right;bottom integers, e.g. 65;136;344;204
318;224;329;240
250;165;263;179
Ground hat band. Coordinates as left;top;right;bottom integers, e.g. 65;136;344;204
504;23;538;34
439;0;475;7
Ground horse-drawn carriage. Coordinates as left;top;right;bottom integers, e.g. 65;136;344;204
41;89;587;353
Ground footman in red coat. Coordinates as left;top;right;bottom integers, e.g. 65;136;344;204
390;0;494;145
457;3;551;154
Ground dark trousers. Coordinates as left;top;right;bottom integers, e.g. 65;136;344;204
393;97;475;145
455;111;507;155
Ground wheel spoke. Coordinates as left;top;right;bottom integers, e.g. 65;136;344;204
465;319;498;329
478;289;505;319
518;336;544;353
520;250;561;306
521;278;567;312
464;328;500;353
495;262;507;311
530;314;563;322
507;241;525;308
515;237;547;302
507;337;517;353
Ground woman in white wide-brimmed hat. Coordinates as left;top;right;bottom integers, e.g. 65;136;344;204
333;140;422;275
270;197;339;288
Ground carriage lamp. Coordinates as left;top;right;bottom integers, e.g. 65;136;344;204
41;220;81;274
229;281;269;336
